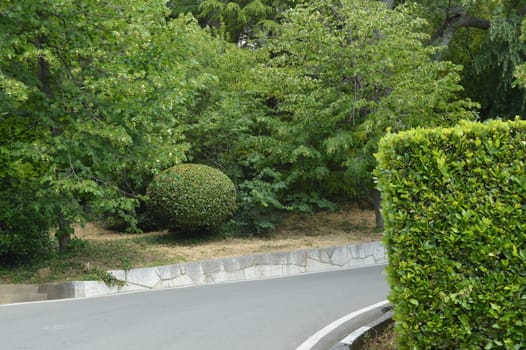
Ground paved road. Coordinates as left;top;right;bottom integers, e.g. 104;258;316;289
0;265;388;350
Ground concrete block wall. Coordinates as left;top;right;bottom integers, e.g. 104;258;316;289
0;285;48;304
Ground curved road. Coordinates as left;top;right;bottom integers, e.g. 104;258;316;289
0;265;388;350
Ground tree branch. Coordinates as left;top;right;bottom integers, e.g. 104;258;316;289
432;8;491;48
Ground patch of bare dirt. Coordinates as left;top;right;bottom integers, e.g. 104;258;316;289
361;321;396;350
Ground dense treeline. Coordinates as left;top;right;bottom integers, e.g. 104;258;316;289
171;0;526;119
1;0;525;263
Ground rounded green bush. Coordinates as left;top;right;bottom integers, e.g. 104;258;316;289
146;164;237;233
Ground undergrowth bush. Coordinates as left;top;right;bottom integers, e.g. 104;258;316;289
146;164;237;234
0;184;54;265
375;119;526;349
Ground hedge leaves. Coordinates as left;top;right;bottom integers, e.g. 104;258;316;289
375;119;526;349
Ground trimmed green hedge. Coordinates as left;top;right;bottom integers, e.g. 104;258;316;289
374;120;526;349
146;164;237;233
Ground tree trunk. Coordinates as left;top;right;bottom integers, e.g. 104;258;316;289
37;35;53;99
38;35;71;255
57;211;73;254
58;234;71;255
372;189;384;230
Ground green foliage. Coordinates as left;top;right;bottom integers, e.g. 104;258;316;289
463;15;526;119
407;0;526;120
0;182;54;265
251;0;476;201
168;0;202;16
0;122;55;263
146;164;237;233
169;0;296;45
182;0;477;232
375;119;526;349
1;0;499;251
514;16;526;89
0;1;215;253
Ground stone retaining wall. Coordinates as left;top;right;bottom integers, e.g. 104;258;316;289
0;242;386;304
109;241;386;292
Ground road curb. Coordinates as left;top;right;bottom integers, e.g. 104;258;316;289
0;241;386;304
332;305;393;350
295;300;391;350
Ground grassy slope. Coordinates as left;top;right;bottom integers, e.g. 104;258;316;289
0;207;381;284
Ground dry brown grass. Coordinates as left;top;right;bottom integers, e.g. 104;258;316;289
75;207;381;263
361;321;397;350
0;207;383;284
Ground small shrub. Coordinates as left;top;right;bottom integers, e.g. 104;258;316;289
146;164;237;234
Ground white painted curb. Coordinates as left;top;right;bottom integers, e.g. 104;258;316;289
295;300;390;350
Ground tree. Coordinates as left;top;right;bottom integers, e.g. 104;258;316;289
168;0;297;45
184;0;478;230
401;0;526;119
167;0;201;16
0;0;209;256
514;16;526;88
251;0;477;209
172;31;277;231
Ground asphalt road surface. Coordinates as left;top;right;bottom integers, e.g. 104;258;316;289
0;265;388;350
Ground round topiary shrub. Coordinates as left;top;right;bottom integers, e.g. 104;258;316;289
146;164;237;233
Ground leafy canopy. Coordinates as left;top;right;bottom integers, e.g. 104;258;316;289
404;0;526;119
0;0;215;253
250;0;477;200
169;0;297;45
184;0;478;230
